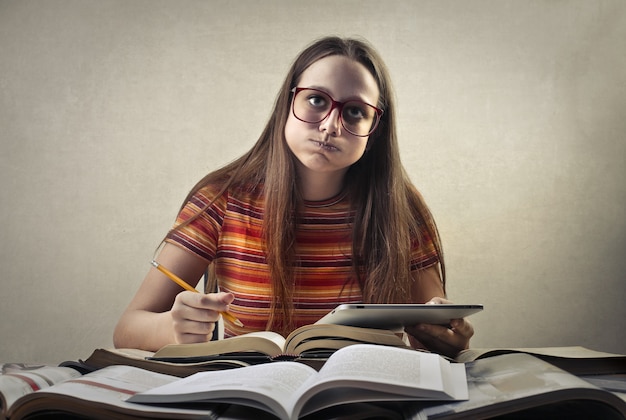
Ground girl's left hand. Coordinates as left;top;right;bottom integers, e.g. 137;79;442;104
404;297;474;358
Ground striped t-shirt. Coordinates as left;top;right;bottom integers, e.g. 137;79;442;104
166;183;439;338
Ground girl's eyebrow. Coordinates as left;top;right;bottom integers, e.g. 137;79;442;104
304;85;332;95
305;85;374;104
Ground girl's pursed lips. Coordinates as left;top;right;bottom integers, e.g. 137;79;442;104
311;139;340;151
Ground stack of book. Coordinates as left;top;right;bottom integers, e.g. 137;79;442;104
2;323;625;419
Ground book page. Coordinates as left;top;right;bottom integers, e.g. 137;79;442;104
153;330;287;359
129;361;317;419
284;324;407;354
239;331;287;349
1;364;81;415
103;348;156;359
293;344;467;418
316;344;451;393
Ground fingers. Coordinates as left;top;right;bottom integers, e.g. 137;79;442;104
406;323;459;358
171;292;234;344
426;296;452;305
450;317;474;340
406;297;475;358
409;318;474;358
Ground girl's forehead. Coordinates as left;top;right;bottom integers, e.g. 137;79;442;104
298;55;379;103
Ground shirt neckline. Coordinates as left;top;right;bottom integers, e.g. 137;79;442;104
303;190;348;208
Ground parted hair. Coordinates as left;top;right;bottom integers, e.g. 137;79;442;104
169;36;445;335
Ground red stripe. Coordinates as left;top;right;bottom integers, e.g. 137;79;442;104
69;379;136;395
6;374;41;391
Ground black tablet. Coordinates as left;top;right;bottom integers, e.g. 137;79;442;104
315;304;483;330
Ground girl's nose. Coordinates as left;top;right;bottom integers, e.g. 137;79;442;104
318;108;342;136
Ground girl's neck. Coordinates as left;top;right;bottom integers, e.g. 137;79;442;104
297;167;347;202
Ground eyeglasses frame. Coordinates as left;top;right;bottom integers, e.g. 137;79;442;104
290;87;384;137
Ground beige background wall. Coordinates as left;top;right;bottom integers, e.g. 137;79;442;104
1;0;624;364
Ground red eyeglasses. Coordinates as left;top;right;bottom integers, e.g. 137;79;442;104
291;87;383;137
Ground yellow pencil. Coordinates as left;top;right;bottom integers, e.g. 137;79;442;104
150;260;244;327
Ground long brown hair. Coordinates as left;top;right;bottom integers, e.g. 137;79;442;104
170;36;445;334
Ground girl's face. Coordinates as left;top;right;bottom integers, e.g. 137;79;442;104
285;55;380;182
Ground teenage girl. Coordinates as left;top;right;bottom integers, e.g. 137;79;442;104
114;36;474;358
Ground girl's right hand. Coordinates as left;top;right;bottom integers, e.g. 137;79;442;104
170;291;235;344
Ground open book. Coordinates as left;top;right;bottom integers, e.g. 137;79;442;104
455;346;626;375
1;364;226;420
65;347;251;377
129;344;468;420
0;363;81;419
65;325;408;379
404;353;626;419
149;323;409;362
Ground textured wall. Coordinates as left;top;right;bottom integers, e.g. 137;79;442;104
1;0;624;364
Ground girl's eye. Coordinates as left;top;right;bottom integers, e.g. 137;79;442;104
307;95;328;108
343;104;367;121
